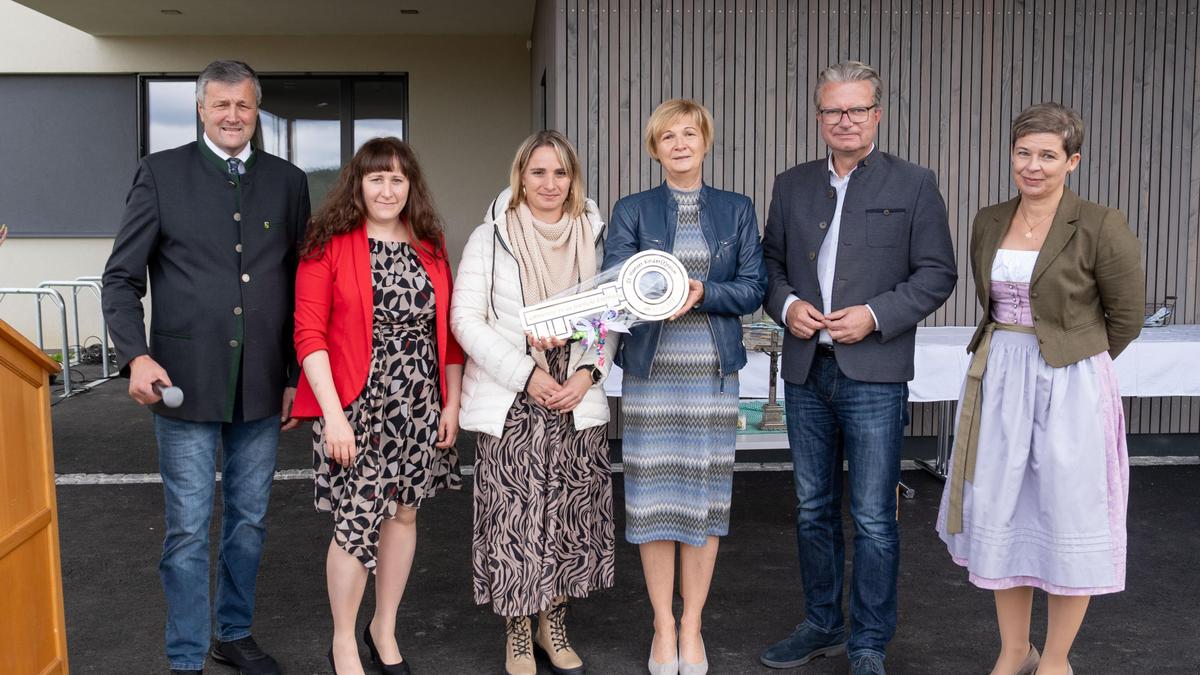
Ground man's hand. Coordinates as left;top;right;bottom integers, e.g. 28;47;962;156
280;387;299;430
669;279;705;320
525;367;563;407
128;354;170;405
825;305;876;344
322;412;357;467
544;369;592;413
785;299;826;339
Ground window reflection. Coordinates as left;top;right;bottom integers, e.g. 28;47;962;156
259;108;286;158
147;80;198;153
260;79;342;205
354;80;407;150
144;75;408;207
354;120;405;150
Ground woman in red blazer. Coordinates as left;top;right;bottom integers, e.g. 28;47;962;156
293;137;464;674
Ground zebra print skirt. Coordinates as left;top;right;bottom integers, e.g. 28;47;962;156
471;346;614;617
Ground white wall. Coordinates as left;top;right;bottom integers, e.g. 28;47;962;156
0;238;132;353
0;1;530;346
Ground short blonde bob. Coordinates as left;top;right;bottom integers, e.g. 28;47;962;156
507;130;587;219
643;98;715;161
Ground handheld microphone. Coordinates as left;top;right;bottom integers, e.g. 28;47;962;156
153;383;184;408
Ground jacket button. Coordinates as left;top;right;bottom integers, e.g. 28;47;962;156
826;188;836;198
241;273;250;282
818;221;828;230
235;243;243;253
1038;338;1045;344
808;251;816;260
229;339;239;348
233;307;243;316
1032;291;1039;298
233;212;242;222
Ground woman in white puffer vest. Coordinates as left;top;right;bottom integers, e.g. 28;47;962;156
451;130;616;675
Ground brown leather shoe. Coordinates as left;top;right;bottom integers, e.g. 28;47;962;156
505;616;536;675
535;596;585;675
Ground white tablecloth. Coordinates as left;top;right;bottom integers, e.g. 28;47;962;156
604;325;1200;402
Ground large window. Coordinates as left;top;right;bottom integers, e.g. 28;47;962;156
142;74;408;206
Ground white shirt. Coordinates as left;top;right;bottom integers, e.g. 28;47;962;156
202;132;253;164
783;146;878;344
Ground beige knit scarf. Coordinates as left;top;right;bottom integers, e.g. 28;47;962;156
506;202;596;308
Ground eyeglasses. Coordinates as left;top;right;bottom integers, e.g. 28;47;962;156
817;105;878;125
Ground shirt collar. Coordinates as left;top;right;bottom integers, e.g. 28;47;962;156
202;132;253;163
827;143;876;180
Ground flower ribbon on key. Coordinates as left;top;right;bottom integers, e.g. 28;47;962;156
570;310;630;369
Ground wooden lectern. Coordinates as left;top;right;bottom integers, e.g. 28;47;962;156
0;319;69;674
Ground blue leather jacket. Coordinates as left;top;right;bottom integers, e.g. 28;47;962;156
602;183;767;378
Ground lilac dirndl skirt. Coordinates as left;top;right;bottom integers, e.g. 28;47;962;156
936;329;1129;595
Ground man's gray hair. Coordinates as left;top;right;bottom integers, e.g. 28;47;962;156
196;60;262;105
813;61;882;108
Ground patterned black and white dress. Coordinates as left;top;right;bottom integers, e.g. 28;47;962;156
313;238;461;570
471;344;615;617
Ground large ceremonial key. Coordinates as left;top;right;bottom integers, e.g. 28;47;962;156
520;250;689;339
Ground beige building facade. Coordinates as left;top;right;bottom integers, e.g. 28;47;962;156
0;0;535;343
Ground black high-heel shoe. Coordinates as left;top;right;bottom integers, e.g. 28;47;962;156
363;622;413;674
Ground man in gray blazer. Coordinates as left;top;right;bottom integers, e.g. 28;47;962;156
759;62;957;675
103;60;310;675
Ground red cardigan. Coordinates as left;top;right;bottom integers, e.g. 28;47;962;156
292;225;464;418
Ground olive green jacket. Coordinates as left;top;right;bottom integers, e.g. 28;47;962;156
966;188;1145;367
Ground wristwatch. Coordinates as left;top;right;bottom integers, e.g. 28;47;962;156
577;365;602;385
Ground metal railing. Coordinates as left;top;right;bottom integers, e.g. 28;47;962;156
0;287;72;395
36;279;111;379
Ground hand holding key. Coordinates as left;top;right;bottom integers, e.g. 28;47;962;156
526;332;568;352
521;250;689;340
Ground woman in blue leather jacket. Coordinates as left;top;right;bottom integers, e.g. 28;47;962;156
603;98;767;675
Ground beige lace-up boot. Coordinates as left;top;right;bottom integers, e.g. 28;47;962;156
534;595;585;674
504;615;536;675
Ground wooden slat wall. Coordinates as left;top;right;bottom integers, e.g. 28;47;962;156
548;0;1200;434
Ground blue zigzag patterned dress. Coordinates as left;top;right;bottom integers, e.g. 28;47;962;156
621;186;740;546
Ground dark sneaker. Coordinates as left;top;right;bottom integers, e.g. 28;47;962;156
760;622;848;668
850;652;887;675
211;636;281;675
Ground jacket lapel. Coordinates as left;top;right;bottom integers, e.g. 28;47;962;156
1031;188;1081;287
974;198;1012;306
352;225;373;333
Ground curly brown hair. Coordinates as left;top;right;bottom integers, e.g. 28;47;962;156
300;137;444;260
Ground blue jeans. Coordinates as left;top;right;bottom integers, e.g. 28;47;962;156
154;414;279;670
784;351;907;659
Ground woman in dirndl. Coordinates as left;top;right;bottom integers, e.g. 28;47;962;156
936;103;1144;675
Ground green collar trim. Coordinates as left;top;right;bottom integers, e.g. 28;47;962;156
198;137;258;174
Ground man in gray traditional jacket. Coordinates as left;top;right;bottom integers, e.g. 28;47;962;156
103;60;310;675
759;61;957;675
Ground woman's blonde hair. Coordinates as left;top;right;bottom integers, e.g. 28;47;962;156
643;98;715;161
507;130;586;219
